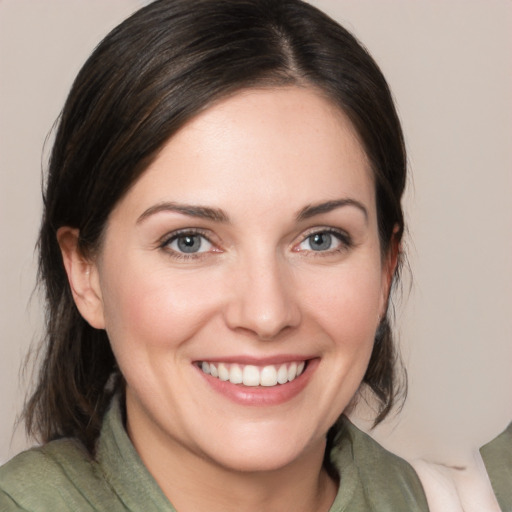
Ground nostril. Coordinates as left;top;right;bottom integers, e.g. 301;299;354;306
222;262;301;339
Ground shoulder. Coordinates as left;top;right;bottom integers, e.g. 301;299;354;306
340;418;425;486
480;422;512;512
481;421;512;470
333;418;429;511
0;439;112;511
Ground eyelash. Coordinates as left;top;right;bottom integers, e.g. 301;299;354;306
294;228;353;256
158;227;353;261
159;228;217;260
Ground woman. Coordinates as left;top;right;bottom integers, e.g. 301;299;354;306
0;0;429;510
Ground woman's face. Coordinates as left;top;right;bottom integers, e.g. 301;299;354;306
84;87;394;473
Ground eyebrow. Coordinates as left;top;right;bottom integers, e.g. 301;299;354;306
137;202;230;224
137;198;368;224
296;198;368;222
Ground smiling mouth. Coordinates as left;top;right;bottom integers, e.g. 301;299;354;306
198;361;307;387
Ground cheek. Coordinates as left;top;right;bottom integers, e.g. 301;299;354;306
99;262;220;359
301;261;384;345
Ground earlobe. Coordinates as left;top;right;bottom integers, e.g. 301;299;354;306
57;227;105;329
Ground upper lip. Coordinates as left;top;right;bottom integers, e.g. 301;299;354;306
194;355;315;366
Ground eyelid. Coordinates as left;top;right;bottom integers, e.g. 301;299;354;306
305;225;350;237
158;228;221;258
293;226;353;253
159;227;209;245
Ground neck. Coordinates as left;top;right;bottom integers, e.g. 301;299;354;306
162;453;336;512
128;416;337;512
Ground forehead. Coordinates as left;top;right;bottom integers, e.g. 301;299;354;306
112;86;374;221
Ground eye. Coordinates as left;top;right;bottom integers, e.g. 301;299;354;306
296;229;351;253
163;231;214;255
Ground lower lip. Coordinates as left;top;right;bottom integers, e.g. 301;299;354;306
196;359;318;406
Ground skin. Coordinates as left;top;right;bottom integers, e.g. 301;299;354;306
412;452;502;512
59;86;397;512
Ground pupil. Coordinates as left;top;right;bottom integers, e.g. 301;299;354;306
178;235;201;253
311;233;331;251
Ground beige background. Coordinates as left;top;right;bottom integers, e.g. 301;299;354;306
1;0;511;465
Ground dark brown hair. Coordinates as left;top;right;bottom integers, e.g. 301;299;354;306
26;0;407;456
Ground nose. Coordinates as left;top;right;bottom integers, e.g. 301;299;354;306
223;253;301;340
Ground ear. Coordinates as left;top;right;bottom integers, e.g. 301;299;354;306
379;226;401;318
57;227;105;329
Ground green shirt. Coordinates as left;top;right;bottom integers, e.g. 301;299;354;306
0;399;428;511
481;423;512;512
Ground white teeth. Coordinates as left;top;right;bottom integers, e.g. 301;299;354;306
277;364;288;384
200;361;306;387
260;365;278;387
230;363;243;384
243;365;260;386
287;362;298;382
218;363;229;381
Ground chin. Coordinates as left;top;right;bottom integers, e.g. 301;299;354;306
195;421;326;474
207;444;308;474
